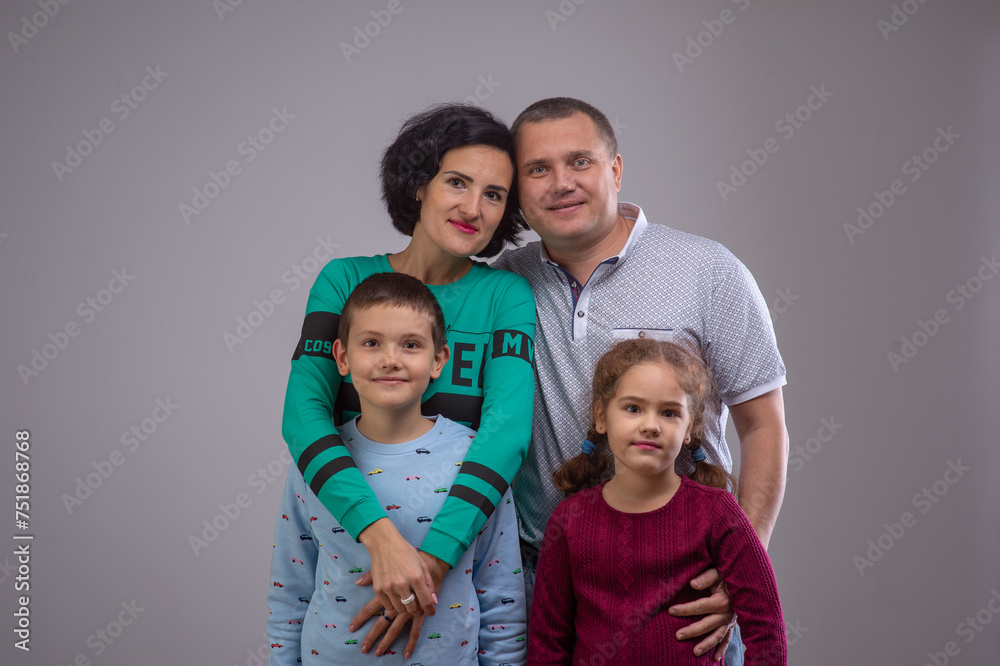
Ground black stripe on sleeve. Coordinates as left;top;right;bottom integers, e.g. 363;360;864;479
420;393;484;430
457;461;509;497
297;433;347;475
291;312;341;361
447;484;497;520
308;456;360;497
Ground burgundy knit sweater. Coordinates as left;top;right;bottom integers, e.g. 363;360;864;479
528;477;787;665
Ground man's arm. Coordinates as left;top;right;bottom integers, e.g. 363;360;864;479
728;387;788;549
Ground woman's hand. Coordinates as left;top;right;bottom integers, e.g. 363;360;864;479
350;548;450;658
355;518;436;618
668;567;736;661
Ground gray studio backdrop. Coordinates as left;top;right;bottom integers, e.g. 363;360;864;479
2;0;998;664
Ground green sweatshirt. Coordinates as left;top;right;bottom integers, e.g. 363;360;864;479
281;254;536;566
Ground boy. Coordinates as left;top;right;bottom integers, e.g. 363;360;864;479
266;272;526;665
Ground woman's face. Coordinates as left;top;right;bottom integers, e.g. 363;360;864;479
412;144;514;258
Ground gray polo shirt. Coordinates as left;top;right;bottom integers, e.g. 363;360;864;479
494;203;786;548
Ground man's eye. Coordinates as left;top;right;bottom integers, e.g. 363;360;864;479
573;158;589;167
530;166;546;175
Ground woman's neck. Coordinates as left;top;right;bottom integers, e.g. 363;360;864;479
389;235;473;285
602;469;682;513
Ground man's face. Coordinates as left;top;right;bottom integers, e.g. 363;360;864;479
515;112;622;253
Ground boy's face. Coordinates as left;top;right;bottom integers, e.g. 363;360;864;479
332;303;449;414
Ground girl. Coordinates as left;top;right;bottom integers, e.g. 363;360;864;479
528;339;786;665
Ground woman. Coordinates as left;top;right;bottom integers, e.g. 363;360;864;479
280;104;535;654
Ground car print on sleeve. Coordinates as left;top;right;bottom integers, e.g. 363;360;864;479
335;596;347;603
449;603;462;609
434;486;448;493
415;448;430;455
500;597;515;605
386;504;401;510
272;581;284;588
487;559;500;566
489;624;506;630
290;558;305;565
331;527;346;534
367;468;383;476
417;516;432;523
348;567;363;574
428;633;442;639
405;475;421;480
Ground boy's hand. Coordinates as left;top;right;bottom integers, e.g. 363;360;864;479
668;567;736;661
352;550;449;659
356;518;437;617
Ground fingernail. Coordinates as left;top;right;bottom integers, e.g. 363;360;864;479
374;648;383;656
404;650;412;659
432;593;438;604
354;577;363;584
348;624;355;632
360;644;369;654
677;632;686;640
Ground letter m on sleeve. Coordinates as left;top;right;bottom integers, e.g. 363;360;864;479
491;330;533;364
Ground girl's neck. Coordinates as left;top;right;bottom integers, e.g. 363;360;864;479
389;234;474;285
602;469;682;514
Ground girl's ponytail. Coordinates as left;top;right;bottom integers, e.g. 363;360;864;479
553;426;610;497
686;442;738;494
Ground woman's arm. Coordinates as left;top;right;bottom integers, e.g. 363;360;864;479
419;273;537;565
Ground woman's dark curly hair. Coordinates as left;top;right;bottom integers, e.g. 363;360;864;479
380;104;526;258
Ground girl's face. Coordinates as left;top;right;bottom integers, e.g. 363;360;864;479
596;362;694;480
412;144;513;258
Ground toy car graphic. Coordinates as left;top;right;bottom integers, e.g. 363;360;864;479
449;603;462;609
299;534;313;540
489;624;506;630
500;597;515;605
309;516;318;522
386;504;401;510
512;567;522;574
428;632;442;639
487;559;500;566
286;619;302;624
417;516;432;523
335;596;347;602
272;581;284;588
367;468;383;475
476;589;486;594
434;486;448;493
464;568;473;574
405;475;421;480
415;448;431;455
515;635;526;642
345;638;358;645
348;567;363;573
331;527;346;534
291;558;305;565
311;649;319;655
298;597;310;603
461;640;469;646
270;643;283;648
324;623;337;628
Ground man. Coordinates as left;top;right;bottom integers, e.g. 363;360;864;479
493;97;788;664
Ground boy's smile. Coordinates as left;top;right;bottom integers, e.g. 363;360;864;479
333;303;450;429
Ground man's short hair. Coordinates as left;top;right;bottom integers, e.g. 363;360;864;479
338;273;447;351
511;97;618;158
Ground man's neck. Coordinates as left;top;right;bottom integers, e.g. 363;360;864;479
354;403;433;444
543;214;634;286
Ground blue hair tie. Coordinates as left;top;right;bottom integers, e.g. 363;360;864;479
581;439;596;456
691;446;706;463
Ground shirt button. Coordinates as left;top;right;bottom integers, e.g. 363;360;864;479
571;281;578;288
577;311;585;318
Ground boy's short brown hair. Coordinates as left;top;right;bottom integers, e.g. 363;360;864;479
337;273;447;351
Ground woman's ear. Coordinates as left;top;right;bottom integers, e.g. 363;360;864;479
332;339;350;377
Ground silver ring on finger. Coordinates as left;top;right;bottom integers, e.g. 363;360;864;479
400;593;416;605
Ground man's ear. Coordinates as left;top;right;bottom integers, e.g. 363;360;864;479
430;344;450;379
332;339;350;377
594;404;607;435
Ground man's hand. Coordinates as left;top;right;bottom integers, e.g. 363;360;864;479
350;544;449;658
668;567;737;661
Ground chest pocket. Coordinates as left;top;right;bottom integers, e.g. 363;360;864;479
611;327;674;342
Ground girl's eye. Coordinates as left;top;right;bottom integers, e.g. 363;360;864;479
625;404;640;414
663;409;676;418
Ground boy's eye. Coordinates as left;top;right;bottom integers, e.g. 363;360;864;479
402;341;419;350
361;339;378;347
